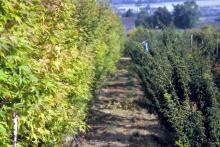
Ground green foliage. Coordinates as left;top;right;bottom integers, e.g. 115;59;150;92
135;11;151;28
125;9;133;17
153;7;172;28
0;0;124;145
127;28;220;146
173;1;199;29
135;1;199;29
135;7;172;29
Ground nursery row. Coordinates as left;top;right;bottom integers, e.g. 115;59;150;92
127;27;220;146
0;0;124;146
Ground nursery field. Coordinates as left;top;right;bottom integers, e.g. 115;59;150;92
127;27;220;146
1;0;220;146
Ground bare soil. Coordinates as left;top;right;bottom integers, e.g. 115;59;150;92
69;57;170;147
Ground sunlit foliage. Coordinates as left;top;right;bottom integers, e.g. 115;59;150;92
0;0;124;146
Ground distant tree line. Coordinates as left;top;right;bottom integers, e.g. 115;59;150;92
135;1;199;29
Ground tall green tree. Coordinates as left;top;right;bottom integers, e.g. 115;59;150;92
173;1;199;29
135;11;152;28
125;9;133;17
135;7;172;29
153;7;172;28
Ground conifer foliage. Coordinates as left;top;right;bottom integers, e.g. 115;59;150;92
0;0;124;146
127;28;220;146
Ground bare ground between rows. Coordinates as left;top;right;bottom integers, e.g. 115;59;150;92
68;57;171;147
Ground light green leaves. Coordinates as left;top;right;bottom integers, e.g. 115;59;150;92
0;0;124;146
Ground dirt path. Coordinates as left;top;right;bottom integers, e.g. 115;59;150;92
80;58;169;147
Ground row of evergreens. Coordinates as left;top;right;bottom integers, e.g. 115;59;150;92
127;27;220;146
0;0;124;146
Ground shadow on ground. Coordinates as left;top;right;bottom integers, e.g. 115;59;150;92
68;58;172;147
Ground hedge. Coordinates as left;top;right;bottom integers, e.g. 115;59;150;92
0;0;124;146
127;28;220;146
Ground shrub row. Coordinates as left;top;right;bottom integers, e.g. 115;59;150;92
127;28;220;146
0;0;124;146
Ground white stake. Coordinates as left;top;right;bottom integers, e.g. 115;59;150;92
13;112;18;147
190;34;193;51
217;37;219;57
